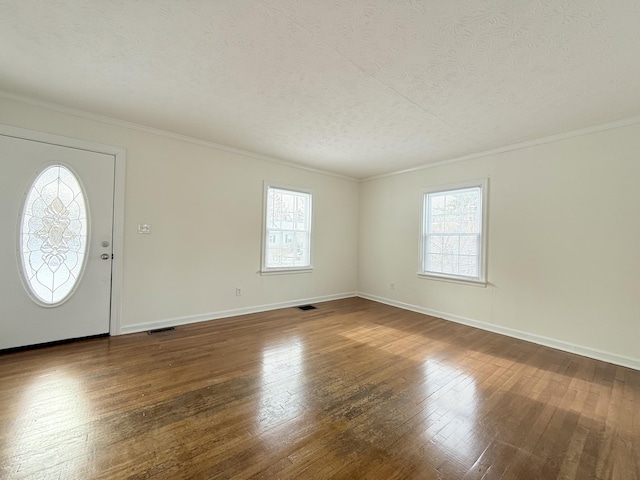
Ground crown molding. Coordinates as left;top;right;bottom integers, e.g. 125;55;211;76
362;114;640;182
0;90;358;182
4;90;639;184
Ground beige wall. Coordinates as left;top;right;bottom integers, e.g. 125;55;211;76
3;95;639;367
0;97;359;330
359;123;640;366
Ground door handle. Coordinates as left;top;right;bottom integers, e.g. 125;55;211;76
101;254;110;260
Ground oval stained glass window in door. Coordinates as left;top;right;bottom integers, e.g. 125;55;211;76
19;165;88;306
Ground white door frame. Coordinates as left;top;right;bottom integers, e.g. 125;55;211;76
0;123;126;336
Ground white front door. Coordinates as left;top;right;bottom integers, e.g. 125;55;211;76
0;133;115;349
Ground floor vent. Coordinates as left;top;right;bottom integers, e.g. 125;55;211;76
297;305;317;311
147;327;176;335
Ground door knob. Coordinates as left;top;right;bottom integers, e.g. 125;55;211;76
101;254;110;260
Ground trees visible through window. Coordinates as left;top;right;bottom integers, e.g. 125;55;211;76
421;180;487;283
263;186;312;271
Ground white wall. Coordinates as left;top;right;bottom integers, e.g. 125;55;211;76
3;94;639;369
359;123;640;368
0;96;359;331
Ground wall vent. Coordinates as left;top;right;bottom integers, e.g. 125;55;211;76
297;305;317;311
147;327;176;334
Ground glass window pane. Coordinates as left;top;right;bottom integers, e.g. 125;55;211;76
430;195;445;215
442;235;459;254
265;187;312;269
427;254;443;272
443;214;458;233
441;254;457;274
459;235;479;255
429;236;443;254
20;165;88;305
429;214;445;233
459;256;478;276
423;184;483;280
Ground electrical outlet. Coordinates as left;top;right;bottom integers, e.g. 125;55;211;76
390;283;395;290
235;288;242;296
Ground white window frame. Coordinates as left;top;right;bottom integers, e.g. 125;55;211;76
419;179;488;286
261;183;313;274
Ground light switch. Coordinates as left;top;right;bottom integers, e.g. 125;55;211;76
138;224;151;234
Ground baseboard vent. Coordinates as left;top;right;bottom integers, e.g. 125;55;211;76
297;305;317;311
148;327;176;335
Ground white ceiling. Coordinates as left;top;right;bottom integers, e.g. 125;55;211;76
1;1;639;179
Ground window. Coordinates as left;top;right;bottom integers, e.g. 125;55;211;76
420;179;487;284
262;185;312;272
19;164;88;305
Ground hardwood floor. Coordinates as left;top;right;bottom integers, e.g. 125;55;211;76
1;297;638;479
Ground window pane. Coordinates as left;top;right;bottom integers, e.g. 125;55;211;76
441;254;457;274
20;165;88;305
429;214;445;233
442;235;459;254
429;236;443;254
431;195;445;214
459;256;478;276
422;184;484;280
427;254;443;272
459;235;479;255
265;187;312;269
460;215;476;233
294;231;310;265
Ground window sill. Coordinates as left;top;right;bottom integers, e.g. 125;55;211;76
260;267;314;276
417;272;487;288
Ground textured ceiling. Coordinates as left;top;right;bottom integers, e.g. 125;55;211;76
1;0;639;178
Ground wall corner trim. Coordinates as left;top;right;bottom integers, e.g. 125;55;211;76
357;292;640;371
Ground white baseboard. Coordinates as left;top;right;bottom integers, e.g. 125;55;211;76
119;292;358;335
358;292;640;371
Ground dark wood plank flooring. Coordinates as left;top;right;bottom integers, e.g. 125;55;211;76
1;298;638;479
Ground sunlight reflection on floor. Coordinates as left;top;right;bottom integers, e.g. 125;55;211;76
421;359;478;461
7;369;92;478
339;324;443;362
257;338;307;439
